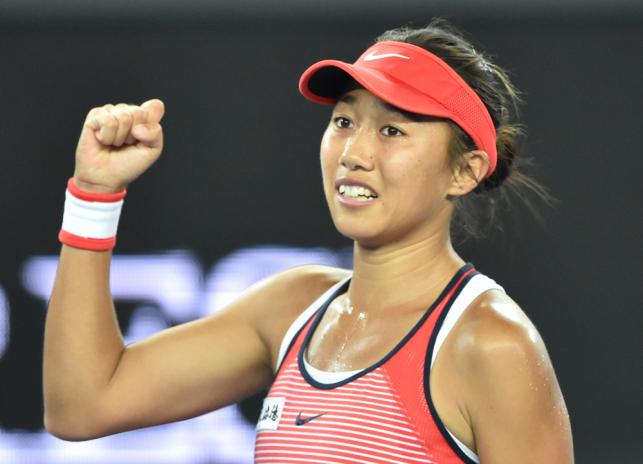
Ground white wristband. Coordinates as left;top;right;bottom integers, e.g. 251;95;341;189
61;190;124;239
58;178;127;251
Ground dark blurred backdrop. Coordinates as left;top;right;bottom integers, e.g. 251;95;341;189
0;1;641;463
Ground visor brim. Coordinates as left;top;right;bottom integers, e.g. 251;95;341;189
299;59;452;120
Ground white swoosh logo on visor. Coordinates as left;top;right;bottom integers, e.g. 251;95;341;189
363;51;410;61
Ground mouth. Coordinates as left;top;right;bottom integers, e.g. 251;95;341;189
334;178;379;203
337;184;378;201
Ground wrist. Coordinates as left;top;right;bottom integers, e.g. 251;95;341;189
72;177;127;195
67;178;126;202
58;177;127;251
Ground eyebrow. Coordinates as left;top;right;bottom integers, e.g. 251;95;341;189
337;93;357;105
336;93;439;123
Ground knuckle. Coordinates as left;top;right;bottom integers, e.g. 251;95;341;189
119;111;133;124
102;115;118;128
130;106;145;118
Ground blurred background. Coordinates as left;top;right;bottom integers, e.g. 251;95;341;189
0;0;641;462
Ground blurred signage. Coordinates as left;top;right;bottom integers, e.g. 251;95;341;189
0;246;350;463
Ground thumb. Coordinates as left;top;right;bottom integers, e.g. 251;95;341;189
131;122;163;148
141;99;165;124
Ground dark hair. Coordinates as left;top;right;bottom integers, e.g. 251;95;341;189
377;19;552;239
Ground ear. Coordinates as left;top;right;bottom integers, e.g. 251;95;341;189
446;150;489;197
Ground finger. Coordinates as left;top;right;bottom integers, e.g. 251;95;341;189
108;104;135;147
125;105;147;145
131;123;163;149
84;107;103;131
141;99;165;124
95;105;119;146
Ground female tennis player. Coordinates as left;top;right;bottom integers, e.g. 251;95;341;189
44;20;574;463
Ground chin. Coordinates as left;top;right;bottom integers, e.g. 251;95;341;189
326;198;397;248
332;220;388;250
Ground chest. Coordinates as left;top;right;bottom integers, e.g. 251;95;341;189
255;310;470;464
305;298;426;372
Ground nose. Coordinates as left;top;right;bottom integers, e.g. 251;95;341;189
339;130;375;171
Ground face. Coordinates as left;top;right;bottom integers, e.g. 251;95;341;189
320;88;458;248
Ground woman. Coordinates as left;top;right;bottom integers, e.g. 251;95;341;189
45;20;574;463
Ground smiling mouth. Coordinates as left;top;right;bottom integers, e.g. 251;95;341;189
337;184;378;200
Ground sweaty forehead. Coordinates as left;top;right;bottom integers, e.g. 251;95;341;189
336;90;441;123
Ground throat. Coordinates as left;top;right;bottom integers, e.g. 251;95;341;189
349;236;465;313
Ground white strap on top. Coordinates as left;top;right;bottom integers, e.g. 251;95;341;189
275;276;351;372
303;356;360;382
430;273;504;368
431;273;503;464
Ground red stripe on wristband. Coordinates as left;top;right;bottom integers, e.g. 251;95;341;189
67;178;127;202
58;229;117;251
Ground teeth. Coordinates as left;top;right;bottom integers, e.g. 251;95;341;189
338;184;376;200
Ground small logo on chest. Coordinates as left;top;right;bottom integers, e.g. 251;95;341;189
256;397;285;432
294;411;327;426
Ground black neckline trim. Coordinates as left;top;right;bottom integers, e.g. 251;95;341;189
423;270;480;464
276;310;323;376
274;281;350;375
298;263;476;390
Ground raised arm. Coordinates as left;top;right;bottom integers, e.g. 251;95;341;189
43;102;339;441
45;247;277;441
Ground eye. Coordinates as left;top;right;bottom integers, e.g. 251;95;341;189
381;125;404;137
333;116;353;129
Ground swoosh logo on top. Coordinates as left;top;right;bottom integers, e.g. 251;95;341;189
294;411;327;426
363;51;410;61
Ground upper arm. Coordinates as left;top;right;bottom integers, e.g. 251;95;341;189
460;293;574;463
91;265;346;437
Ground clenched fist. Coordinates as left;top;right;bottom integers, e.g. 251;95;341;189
74;99;165;194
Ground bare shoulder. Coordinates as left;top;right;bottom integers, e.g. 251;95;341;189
250;264;350;304
242;264;350;321
454;289;559;404
450;290;574;462
235;264;351;368
454;289;543;366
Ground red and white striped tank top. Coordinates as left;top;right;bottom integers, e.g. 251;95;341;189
255;263;503;463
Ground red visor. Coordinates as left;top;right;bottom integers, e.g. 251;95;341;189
299;41;498;177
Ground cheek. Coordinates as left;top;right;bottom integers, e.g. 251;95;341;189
385;155;430;189
319;131;338;196
384;154;450;207
320;130;339;177
319;134;331;167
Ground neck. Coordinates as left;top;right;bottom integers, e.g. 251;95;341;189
348;226;464;314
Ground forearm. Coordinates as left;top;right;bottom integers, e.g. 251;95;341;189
44;99;165;439
44;245;125;434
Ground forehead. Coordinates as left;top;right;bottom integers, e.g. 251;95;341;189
335;88;441;123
